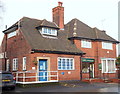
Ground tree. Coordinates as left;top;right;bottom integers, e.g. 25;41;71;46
116;55;120;66
0;0;4;25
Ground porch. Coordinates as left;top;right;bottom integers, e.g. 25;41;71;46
13;71;58;84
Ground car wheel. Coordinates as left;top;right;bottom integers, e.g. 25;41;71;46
10;86;15;90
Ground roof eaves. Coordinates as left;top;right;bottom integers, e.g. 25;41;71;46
31;49;85;55
68;37;95;40
2;25;18;34
95;39;120;43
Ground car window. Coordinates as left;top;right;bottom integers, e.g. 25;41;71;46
2;73;13;79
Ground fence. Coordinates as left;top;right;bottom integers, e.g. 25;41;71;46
13;71;58;84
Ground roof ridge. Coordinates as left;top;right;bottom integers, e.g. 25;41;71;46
21;16;43;22
41;19;58;26
72;18;93;29
41;19;46;26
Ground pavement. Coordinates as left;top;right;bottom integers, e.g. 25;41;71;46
1;81;120;93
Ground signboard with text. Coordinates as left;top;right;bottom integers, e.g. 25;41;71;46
82;58;95;63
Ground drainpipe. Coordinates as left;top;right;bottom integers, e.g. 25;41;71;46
80;54;83;80
4;34;7;71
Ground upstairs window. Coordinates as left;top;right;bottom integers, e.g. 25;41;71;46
81;40;92;48
8;31;16;38
42;27;57;36
102;42;112;50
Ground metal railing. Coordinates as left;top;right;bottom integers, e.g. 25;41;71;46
13;71;58;84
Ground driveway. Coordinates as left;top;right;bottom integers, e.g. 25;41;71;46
2;81;120;93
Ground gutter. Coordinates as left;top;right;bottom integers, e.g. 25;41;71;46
2;25;18;34
68;37;120;44
31;49;86;56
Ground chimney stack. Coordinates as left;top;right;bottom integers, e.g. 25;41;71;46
52;2;64;29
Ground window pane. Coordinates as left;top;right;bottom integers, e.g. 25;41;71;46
111;60;115;72
62;59;65;69
108;60;111;72
43;28;47;33
8;31;16;38
58;58;74;70
48;29;51;34
108;60;115;72
81;40;91;48
102;60;107;73
42;27;57;36
58;59;61;69
102;42;112;50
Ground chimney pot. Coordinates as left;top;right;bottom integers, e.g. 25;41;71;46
58;2;63;6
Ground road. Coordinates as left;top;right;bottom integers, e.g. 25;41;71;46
2;82;120;93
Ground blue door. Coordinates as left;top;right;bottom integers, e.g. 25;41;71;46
39;59;48;81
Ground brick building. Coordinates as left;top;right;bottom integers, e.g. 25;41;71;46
1;2;119;84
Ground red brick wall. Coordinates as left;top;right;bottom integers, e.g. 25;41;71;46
2;31;31;71
2;30;81;81
74;39;117;78
1;35;7;71
31;53;81;81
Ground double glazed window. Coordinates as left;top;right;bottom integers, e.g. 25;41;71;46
58;58;74;70
101;58;116;73
81;40;92;48
42;27;57;36
13;58;18;71
102;42;113;50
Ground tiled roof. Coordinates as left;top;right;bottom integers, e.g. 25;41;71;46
19;17;84;55
2;16;119;55
40;19;59;29
65;18;119;43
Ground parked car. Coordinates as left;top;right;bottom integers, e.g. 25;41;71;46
0;71;16;90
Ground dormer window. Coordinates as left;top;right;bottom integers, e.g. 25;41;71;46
42;27;57;36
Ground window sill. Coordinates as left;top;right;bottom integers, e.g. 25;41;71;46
82;47;92;49
82;72;89;73
12;70;18;72
102;72;116;73
102;48;113;50
23;70;27;71
58;69;75;70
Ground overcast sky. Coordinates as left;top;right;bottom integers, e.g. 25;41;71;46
0;0;119;46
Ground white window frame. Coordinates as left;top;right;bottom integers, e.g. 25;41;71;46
102;42;113;50
41;27;57;36
81;40;92;48
12;58;18;71
58;57;74;70
6;59;9;71
101;58;116;73
8;31;16;38
23;57;27;71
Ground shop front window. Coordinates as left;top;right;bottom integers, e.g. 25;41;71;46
82;63;89;73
